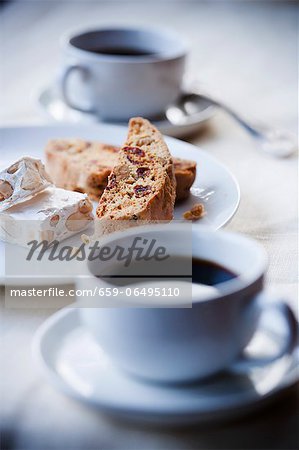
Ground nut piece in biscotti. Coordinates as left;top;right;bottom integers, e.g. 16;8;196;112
0;157;52;212
173;157;197;201
96;117;176;234
45;139;196;202
0;187;94;247
45;139;119;200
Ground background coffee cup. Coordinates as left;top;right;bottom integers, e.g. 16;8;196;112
77;224;298;384
59;27;188;121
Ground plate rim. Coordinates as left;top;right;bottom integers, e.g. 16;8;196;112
0;122;241;230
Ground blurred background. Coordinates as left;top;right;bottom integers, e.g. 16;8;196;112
1;2;298;450
0;0;297;129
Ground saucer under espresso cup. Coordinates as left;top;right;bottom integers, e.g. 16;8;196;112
32;306;299;425
37;85;216;138
77;224;298;384
59;27;188;121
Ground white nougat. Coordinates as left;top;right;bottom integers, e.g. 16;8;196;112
0;187;94;246
0;157;53;211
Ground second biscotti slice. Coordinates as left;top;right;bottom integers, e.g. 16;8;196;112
173;157;196;201
45;139;119;200
96;117;176;232
45;139;196;202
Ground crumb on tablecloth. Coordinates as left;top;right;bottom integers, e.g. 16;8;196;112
81;233;90;244
183;203;205;221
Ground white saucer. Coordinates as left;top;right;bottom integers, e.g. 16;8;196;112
33;307;299;425
37;85;216;138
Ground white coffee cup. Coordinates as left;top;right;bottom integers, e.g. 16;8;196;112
60;27;188;120
77;224;298;384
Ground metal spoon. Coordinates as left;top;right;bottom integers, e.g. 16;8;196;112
166;93;297;158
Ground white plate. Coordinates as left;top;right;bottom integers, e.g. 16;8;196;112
33;307;299;425
0;124;240;284
37;85;216;138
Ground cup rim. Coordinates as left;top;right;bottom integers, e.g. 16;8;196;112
61;26;189;63
90;223;267;304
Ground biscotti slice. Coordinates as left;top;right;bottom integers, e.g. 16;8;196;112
173;157;196;201
45;139;196;201
45;139;119;200
96;117;176;233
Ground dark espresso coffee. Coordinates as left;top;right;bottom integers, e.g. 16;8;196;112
192;258;236;286
89;46;156;57
95;257;237;287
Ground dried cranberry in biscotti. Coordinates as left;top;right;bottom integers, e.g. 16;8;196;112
136;167;150;178
123;146;145;165
134;185;151;198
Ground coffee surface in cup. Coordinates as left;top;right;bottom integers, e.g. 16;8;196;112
88;46;156;57
192;258;236;286
97;257;236;287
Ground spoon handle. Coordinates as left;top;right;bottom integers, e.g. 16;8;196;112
200;94;297;158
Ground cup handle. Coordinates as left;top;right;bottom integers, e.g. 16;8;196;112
60;64;95;114
230;292;298;374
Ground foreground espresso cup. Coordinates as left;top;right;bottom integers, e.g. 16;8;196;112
60;27;187;120
78;225;297;383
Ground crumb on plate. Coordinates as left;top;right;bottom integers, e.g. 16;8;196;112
183;203;205;221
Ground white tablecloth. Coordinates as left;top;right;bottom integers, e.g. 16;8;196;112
1;1;298;449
